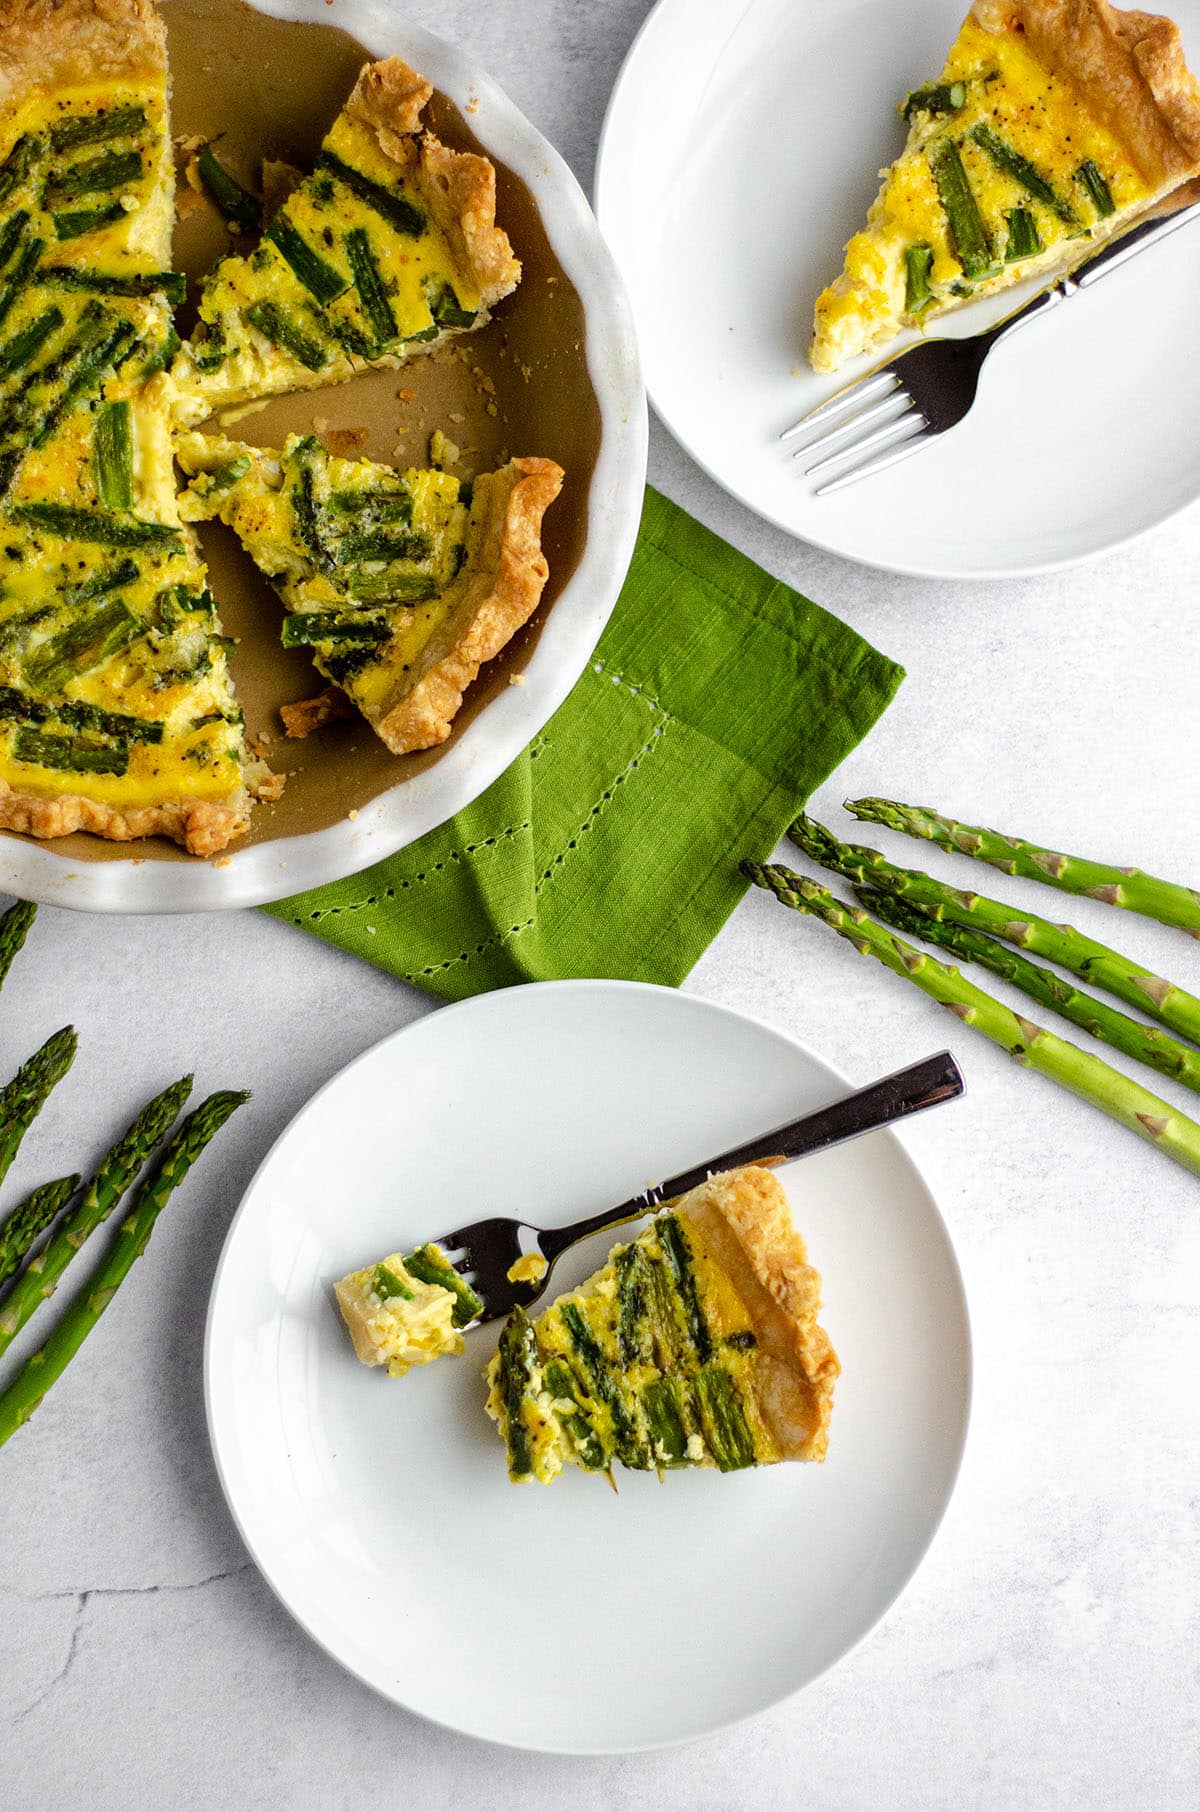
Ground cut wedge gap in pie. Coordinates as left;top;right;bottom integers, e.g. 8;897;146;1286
485;1165;840;1485
810;0;1200;373
176;429;564;754
169;56;522;423
0;0;254;855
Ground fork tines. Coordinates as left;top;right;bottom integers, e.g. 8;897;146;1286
782;368;930;493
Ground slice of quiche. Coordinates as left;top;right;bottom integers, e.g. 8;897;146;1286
811;0;1200;372
0;0;253;855
176;429;563;754
170;57;521;424
485;1166;839;1485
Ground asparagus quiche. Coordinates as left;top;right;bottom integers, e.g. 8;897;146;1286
485;1165;839;1485
176;429;563;754
335;1242;484;1377
0;0;253;854
170;56;522;423
811;0;1200;372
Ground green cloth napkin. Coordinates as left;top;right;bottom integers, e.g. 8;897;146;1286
264;488;903;998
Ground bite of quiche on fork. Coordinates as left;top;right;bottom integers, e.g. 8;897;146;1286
811;0;1200;373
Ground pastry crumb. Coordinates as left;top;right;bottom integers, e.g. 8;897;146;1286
508;672;526;686
327;426;369;456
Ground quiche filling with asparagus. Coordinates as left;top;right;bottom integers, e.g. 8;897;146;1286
170;57;521;423
335;1242;484;1377
0;0;251;853
485;1165;839;1485
811;0;1200;372
176;430;563;754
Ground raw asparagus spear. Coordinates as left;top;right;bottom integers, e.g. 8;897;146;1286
0;1090;249;1446
858;886;1200;1095
0;1026;77;1192
0;898;35;991
790;815;1200;1046
0;1074;192;1354
742;862;1200;1178
845;798;1200;938
0;1175;78;1288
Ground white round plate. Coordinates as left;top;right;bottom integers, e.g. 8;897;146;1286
205;980;971;1753
1;0;645;914
595;0;1200;579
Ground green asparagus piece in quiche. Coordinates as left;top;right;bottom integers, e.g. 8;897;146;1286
743;863;1200;1179
0;1090;249;1447
790;815;1200;1047
0;1073;192;1355
845;798;1200;938
0;1025;76;1191
0;1173;78;1288
859;887;1200;1096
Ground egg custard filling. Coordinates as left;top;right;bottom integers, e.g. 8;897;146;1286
335;1243;485;1378
485;1165;840;1486
176;429;563;754
0;0;252;854
811;0;1200;372
170;57;522;424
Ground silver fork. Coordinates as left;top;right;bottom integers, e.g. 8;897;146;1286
784;196;1200;494
429;1048;964;1326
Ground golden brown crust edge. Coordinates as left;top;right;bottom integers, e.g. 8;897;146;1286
679;1166;840;1463
345;55;522;306
0;0;165;109
972;0;1200;186
371;457;564;755
0;780;250;857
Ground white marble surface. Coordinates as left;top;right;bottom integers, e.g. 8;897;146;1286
4;0;1200;1804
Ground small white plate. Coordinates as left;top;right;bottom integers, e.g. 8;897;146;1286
205;980;971;1753
595;0;1200;579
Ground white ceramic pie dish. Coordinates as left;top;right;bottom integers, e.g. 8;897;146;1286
0;0;646;914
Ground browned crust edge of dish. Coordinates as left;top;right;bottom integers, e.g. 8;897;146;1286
369;455;563;755
679;1165;840;1464
0;0;164;107
346;55;522;306
972;0;1200;186
0;780;251;857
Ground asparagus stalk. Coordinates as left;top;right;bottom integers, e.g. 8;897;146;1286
196;142;262;235
0;1074;192;1355
0;898;35;991
0;1089;249;1446
0;1026;77;1192
743;862;1200;1178
791;814;1200;1045
928;140;997;281
0;1175;78;1288
845;798;1200;938
858;886;1200;1096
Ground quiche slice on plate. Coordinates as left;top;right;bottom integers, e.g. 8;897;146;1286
811;0;1200;372
0;0;253;855
176;429;563;754
170;57;522;423
485;1165;839;1485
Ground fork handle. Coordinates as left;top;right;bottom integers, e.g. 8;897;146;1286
537;1050;964;1262
987;195;1200;352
